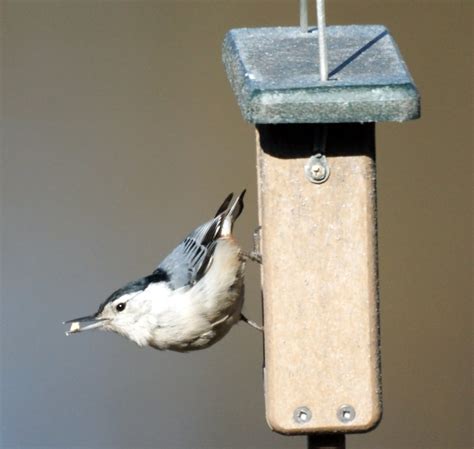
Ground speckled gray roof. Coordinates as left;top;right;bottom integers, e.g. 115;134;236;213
222;25;420;123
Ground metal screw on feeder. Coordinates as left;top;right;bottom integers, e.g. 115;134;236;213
294;406;313;424
305;154;330;184
223;0;420;447
337;405;356;423
305;125;330;184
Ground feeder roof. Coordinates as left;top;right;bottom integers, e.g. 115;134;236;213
223;25;420;124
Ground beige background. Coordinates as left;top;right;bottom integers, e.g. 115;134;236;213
1;1;471;449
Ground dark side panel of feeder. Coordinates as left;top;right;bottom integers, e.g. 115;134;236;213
223;25;420;124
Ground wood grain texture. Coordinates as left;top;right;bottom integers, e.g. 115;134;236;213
256;123;381;434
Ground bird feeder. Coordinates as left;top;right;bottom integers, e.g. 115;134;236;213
222;1;420;447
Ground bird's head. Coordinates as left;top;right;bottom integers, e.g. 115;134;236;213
64;274;168;346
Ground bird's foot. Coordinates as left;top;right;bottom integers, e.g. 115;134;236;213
240;313;263;332
242;251;262;264
242;225;262;264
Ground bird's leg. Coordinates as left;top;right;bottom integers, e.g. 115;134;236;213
251;225;263;263
241;225;262;264
240;227;263;331
240;313;263;332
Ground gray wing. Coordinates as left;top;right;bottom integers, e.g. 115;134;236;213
155;215;224;289
154;191;245;290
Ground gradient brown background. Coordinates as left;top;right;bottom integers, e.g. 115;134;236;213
1;1;472;448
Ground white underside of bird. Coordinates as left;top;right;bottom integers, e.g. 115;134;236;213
106;238;244;351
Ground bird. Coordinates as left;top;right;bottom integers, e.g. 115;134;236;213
64;190;262;352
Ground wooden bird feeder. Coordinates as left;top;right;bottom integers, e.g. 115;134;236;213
222;1;420;448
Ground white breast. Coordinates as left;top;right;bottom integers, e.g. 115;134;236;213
148;237;245;351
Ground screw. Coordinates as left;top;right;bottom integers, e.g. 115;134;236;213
305;154;330;184
337;405;356;423
294;406;312;424
311;164;323;178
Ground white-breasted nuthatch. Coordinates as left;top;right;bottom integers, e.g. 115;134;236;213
64;190;261;352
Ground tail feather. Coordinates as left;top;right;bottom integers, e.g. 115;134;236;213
222;189;246;236
214;193;233;217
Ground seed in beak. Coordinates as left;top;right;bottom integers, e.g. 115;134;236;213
64;316;108;336
69;322;81;333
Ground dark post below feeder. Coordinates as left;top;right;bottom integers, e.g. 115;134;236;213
222;21;419;448
308;433;346;449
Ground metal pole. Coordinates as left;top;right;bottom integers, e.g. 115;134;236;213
308;434;346;449
300;0;309;33
316;0;328;81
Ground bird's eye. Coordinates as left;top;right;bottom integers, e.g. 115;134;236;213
116;302;126;312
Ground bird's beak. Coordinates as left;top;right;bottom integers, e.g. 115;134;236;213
63;315;109;335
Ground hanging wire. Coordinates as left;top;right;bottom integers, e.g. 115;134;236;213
300;0;309;33
316;0;328;81
313;124;328;155
299;0;329;82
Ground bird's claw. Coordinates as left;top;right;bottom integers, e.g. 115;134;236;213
240;314;263;332
244;225;262;264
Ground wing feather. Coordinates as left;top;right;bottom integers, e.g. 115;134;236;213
155;191;244;290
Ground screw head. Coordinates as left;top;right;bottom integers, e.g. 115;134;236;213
293;406;312;424
305;154;330;184
311;164;323;178
337;405;356;423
